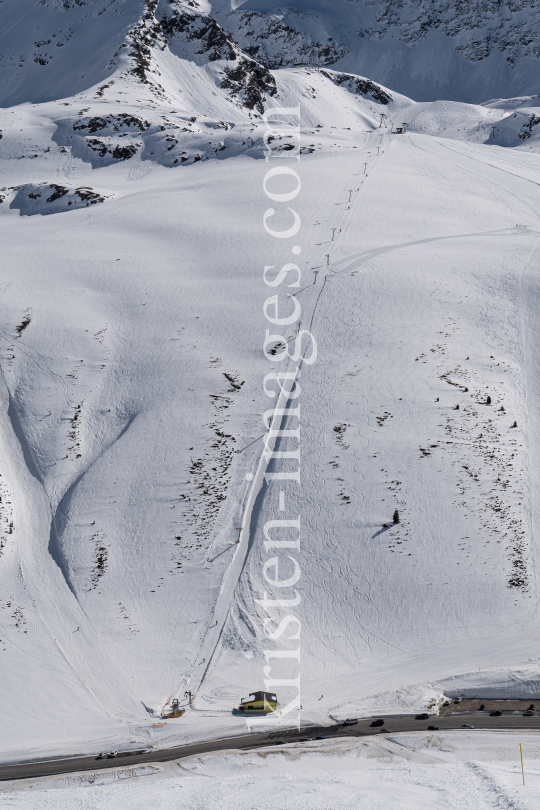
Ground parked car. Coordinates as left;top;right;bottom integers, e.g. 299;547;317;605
489;711;502;716
442;701;452;707
427;726;440;731
343;718;358;725
454;698;462;704
379;728;391;733
461;724;474;729
523;710;535;716
315;736;326;740
97;752;107;760
107;751;119;758
370;719;385;727
415;713;430;720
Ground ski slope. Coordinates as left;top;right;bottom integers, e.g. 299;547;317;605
197;128;540;723
1;0;540;769
2;97;540;758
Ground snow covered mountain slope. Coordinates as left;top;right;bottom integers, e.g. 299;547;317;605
211;0;540;102
0;0;144;107
3;0;538;113
192;129;540;722
0;0;277;111
2;0;540;766
2;83;540;759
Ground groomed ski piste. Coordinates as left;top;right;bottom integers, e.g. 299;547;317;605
2;0;540;805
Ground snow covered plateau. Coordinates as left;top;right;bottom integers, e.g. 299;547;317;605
2;0;540;805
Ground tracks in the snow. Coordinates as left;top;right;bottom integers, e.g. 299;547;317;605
186;127;394;694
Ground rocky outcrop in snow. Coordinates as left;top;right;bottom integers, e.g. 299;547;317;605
213;0;540;101
125;0;277;113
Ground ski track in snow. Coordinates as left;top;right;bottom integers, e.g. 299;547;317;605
1;0;540;771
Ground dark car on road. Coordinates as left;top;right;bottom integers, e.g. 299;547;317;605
370;719;385;727
489;710;502;716
523;710;535;716
427;726;440;731
415;713;430;720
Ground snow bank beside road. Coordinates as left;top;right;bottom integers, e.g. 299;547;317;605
3;733;540;809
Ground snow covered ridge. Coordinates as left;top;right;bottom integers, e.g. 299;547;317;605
319;70;392;106
212;0;540;101
126;0;277;114
2;0;540;107
0;0;277;113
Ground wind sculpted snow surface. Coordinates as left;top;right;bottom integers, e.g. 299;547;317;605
1;0;540;769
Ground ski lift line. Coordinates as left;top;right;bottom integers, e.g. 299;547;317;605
184;133;388;699
206;542;238;563
235;431;266;454
290;281;317;296
332;133;523;275
186;272;327;696
324;132;391;267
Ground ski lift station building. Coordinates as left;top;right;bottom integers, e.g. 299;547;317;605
238;691;278;714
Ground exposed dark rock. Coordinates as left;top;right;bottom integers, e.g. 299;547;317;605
110;144;138;160
46;184;69;203
125;0;276;112
74;114;149;134
160;8;237;61
518;114;540;139
225;9;348;69
321;69;392;104
220;57;276;114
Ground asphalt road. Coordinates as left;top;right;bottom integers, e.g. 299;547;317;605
1;711;540;782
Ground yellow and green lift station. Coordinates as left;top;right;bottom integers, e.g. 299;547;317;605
238;691;278;714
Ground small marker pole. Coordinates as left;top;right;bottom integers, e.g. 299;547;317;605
520;743;525;785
